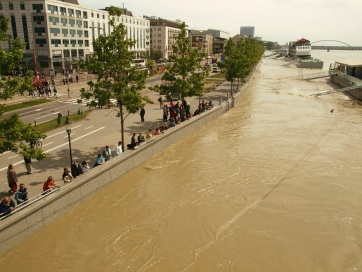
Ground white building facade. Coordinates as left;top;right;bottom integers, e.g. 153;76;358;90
0;0;150;74
146;17;182;60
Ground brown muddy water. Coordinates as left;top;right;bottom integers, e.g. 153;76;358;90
1;52;362;271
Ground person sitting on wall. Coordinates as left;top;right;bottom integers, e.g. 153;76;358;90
168;118;176;127
62;167;73;183
15;183;28;205
0;196;16;217
127;133;138;149
146;129;153;140
94;154;104;167
138;132;145;144
43;176;58;192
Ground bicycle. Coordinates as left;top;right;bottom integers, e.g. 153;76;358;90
30;141;42;149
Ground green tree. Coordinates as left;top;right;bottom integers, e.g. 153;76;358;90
155;22;204;100
0;114;47;160
80;7;149;151
0;17;47;160
149;49;163;61
219;37;264;97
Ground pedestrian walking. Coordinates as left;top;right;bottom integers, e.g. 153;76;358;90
24;155;32;175
158;96;163;108
140;108;145;123
76;74;79;83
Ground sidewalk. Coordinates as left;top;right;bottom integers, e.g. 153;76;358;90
0;74;232;201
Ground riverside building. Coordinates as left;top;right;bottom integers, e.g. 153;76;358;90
145;16;182;60
0;0;150;75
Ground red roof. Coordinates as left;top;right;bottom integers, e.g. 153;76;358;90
296;38;310;45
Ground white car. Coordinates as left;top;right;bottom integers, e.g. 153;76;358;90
212;67;220;73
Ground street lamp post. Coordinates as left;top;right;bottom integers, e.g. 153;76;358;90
65;126;73;167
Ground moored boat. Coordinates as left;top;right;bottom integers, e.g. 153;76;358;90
329;60;362;100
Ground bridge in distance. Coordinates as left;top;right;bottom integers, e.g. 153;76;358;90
311;40;362;50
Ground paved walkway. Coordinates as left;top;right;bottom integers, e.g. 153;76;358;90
0;73;233;201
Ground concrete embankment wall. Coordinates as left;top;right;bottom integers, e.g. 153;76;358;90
0;75;253;255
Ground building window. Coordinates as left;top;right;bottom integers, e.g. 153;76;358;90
20;3;25;10
76;10;81;17
102;14;105;19
35;27;45;35
85;40;89;47
76;20;82;27
60;7;66;15
91;12;94;17
49;16;59;25
51;39;61;46
32;4;43;12
84;30;88;38
83;11;87;19
77;40;83;46
10;15;17;38
70;29;76;37
61;18;67;26
22;15;29;49
70;39;76;46
63;39;69;46
97;14;99;18
9;2;14;10
50;27;60;36
77;30;83;37
62;29;68;37
69;19;75;27
0;3;2;10
36;38;46;46
83;21;88;28
68;8;74;17
47;4;58;13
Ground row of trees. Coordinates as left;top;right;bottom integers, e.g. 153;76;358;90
0;17;46;160
220;38;265;96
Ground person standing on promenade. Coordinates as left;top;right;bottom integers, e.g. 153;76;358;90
140;108;145;123
76;74;79;83
7;164;18;194
158;96;163;108
24;155;32;175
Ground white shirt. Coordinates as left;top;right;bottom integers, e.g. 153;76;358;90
116;144;123;155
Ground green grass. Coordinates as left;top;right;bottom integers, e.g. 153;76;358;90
35;110;91;134
2;99;53;113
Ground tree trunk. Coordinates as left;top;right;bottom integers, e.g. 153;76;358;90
119;105;125;152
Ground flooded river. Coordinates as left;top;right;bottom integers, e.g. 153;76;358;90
1;51;362;271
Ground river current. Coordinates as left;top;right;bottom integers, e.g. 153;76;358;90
1;50;362;271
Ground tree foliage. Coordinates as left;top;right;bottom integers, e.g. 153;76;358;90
154;22;205;100
219;37;264;96
0;114;47;160
0;17;46;160
80;7;149;151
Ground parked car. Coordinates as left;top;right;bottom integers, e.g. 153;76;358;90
212;67;220;73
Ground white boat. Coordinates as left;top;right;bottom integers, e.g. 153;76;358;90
288;38;311;57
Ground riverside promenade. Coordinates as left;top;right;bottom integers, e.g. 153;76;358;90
0;72;233;199
0;66;258;255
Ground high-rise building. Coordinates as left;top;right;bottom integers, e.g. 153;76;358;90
0;0;150;75
240;26;255;38
188;30;213;57
145;16;183;60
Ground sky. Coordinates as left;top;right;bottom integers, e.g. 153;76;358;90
79;0;362;46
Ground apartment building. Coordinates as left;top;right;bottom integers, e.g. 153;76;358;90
0;0;150;74
145;16;182;60
188;30;213;57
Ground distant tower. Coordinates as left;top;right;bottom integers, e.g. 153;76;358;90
240;26;255;38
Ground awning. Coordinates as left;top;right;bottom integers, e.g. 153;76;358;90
64;57;72;61
21;57;33;62
78;56;84;61
51;58;64;62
